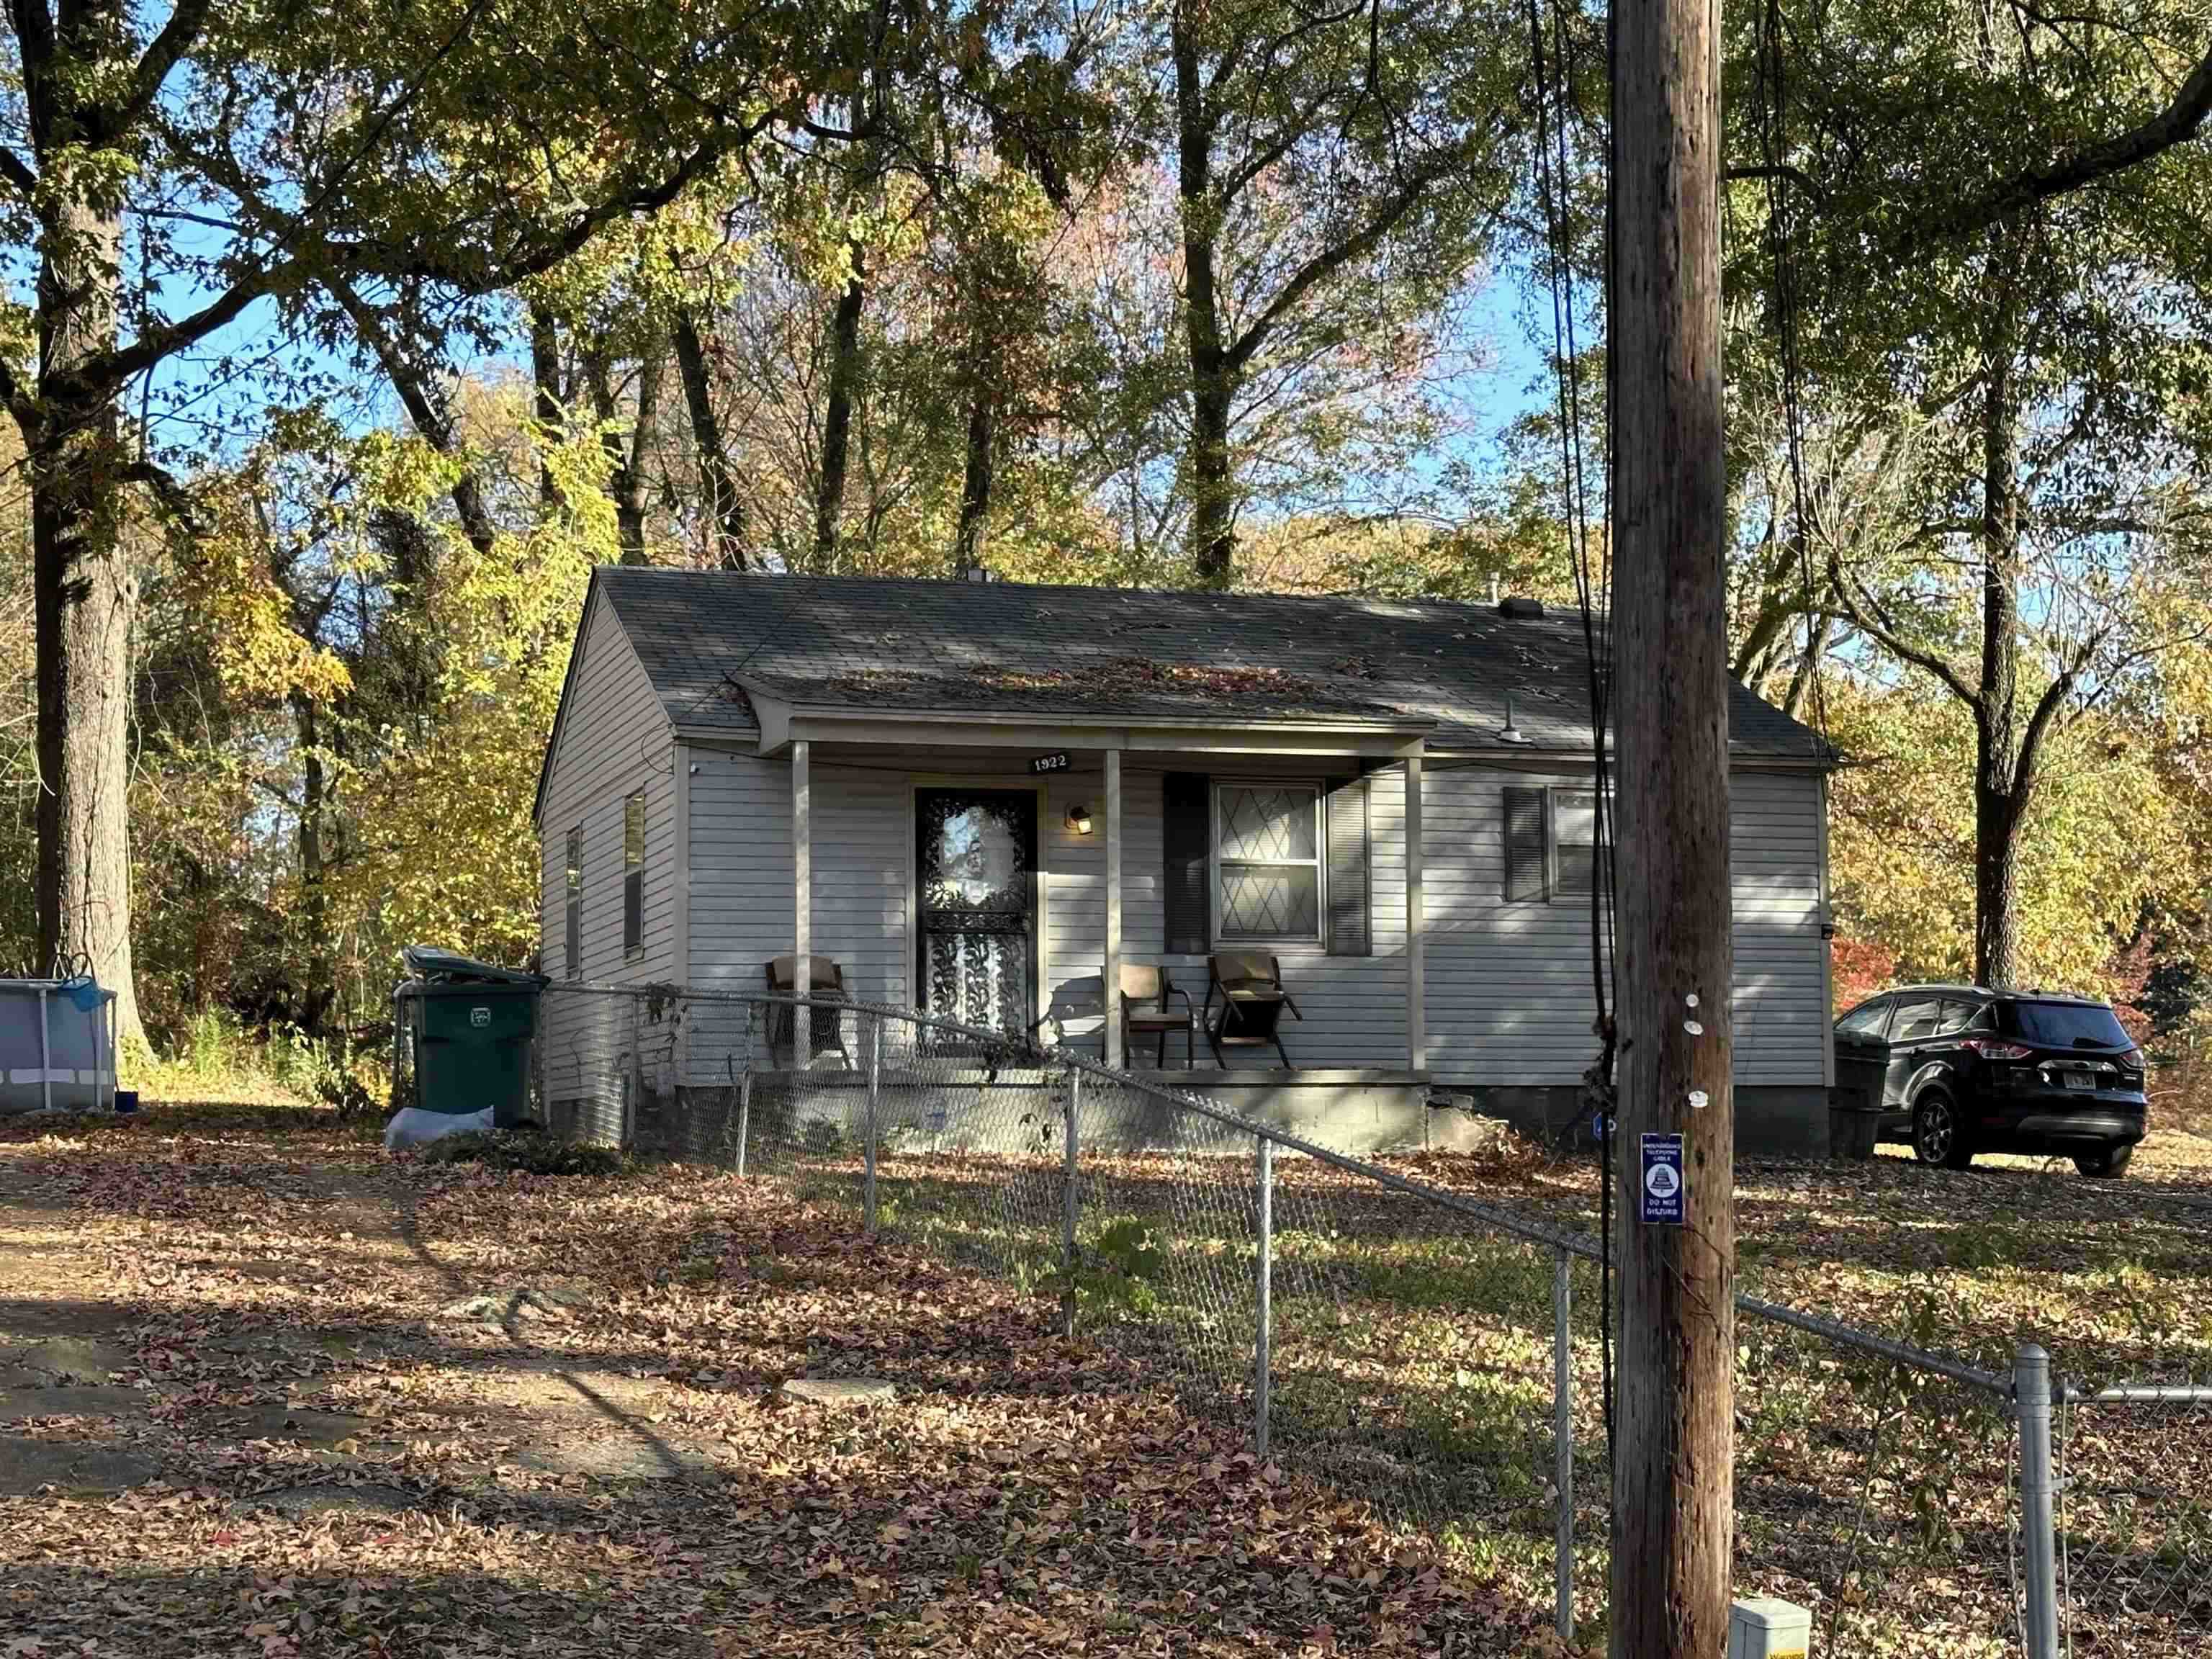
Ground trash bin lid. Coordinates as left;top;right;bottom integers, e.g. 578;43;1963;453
400;947;547;989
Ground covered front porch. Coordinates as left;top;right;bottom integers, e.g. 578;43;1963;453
706;691;1439;1143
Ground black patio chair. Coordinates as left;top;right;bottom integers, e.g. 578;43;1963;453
1202;950;1303;1070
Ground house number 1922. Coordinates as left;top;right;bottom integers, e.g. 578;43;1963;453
1030;752;1071;774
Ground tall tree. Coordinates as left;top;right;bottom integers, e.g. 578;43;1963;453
1160;0;1521;586
1730;0;2212;986
0;0;803;1038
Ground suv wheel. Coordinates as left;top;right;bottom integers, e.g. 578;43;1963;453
2073;1144;2133;1179
1912;1092;1974;1169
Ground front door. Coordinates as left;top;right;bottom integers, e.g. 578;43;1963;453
916;789;1038;1036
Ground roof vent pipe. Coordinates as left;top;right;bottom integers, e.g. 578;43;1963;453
1498;696;1531;745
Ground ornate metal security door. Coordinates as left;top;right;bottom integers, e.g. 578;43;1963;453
915;790;1038;1036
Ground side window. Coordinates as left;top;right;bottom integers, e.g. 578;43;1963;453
1891;997;1945;1042
1551;788;1610;902
564;828;583;979
1959;1002;1995;1033
1836;998;1891;1040
623;790;646;958
1938;999;1990;1035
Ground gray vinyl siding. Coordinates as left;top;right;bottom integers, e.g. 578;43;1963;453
538;590;677;985
1421;765;1828;1088
536;590;678;1141
1040;763;1408;1067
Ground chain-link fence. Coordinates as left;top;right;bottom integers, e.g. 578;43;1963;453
529;981;2202;1655
2056;1380;2212;1655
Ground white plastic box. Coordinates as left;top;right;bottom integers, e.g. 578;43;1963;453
1730;1598;1812;1659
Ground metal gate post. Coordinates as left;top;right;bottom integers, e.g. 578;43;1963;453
1061;1069;1082;1337
1552;1246;1575;1642
736;1004;755;1179
2017;1343;2061;1659
863;1012;881;1235
1255;1134;1273;1460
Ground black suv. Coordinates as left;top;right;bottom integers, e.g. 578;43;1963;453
1833;986;2147;1176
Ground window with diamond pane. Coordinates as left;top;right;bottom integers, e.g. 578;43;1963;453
1215;784;1321;942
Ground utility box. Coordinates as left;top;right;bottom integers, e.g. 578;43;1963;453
391;948;547;1127
1730;1598;1811;1659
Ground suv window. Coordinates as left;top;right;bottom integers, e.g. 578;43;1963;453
2003;1000;2132;1050
1937;999;1987;1035
1891;997;1946;1042
1835;998;1891;1040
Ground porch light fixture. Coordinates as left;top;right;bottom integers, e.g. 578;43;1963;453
1065;804;1094;835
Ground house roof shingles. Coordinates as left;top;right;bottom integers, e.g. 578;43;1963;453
595;567;1833;763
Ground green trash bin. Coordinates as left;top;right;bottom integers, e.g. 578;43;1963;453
393;948;548;1127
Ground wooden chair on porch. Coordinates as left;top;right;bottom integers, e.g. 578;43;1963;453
1119;964;1197;1070
1202;951;1304;1070
763;956;855;1069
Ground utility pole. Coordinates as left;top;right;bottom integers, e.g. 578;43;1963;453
1609;0;1736;1642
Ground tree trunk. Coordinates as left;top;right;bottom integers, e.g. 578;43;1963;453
1170;4;1236;590
1972;295;2025;988
954;387;994;574
589;346;659;563
291;692;337;1036
530;303;565;508
30;184;147;1050
673;309;747;569
1609;0;1735;1646
815;247;868;566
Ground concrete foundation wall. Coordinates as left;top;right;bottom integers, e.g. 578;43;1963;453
1462;1082;1832;1159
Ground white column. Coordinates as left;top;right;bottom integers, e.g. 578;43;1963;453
672;741;691;989
793;739;811;1065
1104;747;1123;1069
1406;752;1425;1074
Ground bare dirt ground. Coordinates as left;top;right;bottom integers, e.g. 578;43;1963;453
1;1104;1544;1658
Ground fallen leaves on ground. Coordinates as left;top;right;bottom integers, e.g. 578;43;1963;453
0;1104;1557;1657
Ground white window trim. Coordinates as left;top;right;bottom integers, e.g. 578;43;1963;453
1547;784;1608;907
1209;779;1326;948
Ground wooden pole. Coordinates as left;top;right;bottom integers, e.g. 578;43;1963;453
1609;0;1736;1642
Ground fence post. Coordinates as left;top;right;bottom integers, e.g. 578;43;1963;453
37;985;51;1115
1255;1133;1273;1461
1552;1246;1574;1644
2016;1342;2061;1659
864;1012;881;1235
1061;1067;1082;1338
736;1004;755;1179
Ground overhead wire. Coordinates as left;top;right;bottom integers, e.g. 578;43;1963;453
1525;0;1617;1465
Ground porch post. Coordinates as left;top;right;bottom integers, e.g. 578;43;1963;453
1406;752;1425;1074
793;739;811;1064
1104;747;1123;1069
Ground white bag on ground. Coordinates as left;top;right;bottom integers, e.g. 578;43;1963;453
385;1105;493;1151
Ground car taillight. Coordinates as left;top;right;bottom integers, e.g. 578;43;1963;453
2125;1048;2147;1074
1961;1038;2033;1060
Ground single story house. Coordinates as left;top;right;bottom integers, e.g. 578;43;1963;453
534;568;1840;1154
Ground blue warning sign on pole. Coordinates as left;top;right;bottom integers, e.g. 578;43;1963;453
1639;1133;1684;1226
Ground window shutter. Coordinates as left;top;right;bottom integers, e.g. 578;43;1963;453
1503;786;1549;903
1162;772;1210;955
1325;777;1372;956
